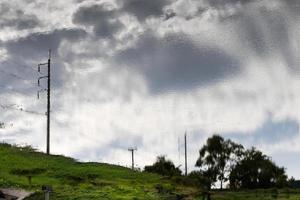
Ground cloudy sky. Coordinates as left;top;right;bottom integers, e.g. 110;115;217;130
0;0;300;178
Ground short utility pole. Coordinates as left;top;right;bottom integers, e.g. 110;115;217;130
128;147;137;170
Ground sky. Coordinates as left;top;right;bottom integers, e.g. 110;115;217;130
0;0;300;178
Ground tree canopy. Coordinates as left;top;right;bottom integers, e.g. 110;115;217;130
195;135;243;189
144;156;181;177
229;147;288;189
195;135;288;189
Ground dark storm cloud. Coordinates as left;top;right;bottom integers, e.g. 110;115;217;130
120;0;172;21
73;3;123;38
116;33;240;94
0;3;40;30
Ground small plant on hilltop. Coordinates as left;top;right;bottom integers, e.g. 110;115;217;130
10;168;46;186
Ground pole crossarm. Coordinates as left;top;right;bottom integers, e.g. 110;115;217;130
38;63;48;72
38;76;48;86
37;89;47;99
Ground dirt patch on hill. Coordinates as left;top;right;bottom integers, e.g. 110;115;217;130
0;188;32;200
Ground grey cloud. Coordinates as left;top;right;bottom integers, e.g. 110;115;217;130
187;1;299;70
73;3;123;39
164;9;177;20
73;3;116;25
109;135;143;150
286;0;300;15
2;28;86;93
205;0;254;7
116;33;240;94
0;3;40;30
5;28;86;59
94;19;124;38
234;8;299;69
227;119;300;145
120;0;172;21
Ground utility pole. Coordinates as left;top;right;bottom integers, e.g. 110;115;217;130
184;132;188;176
38;50;51;155
178;137;181;165
128;147;137;170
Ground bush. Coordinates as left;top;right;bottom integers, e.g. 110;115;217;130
144;156;181;177
10;168;46;185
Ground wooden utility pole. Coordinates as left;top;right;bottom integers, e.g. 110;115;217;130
128;147;137;170
38;50;51;155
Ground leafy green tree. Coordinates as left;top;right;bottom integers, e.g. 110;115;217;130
144;156;181;177
196;135;243;189
229;148;288;189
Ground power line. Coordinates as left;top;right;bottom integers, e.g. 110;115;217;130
0;85;26;95
0;103;45;116
0;69;37;87
1;59;37;73
0;69;27;80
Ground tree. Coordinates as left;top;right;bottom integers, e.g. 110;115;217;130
196;135;243;189
144;156;181;177
229;148;288;189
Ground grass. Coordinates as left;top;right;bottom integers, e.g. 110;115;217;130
2;143;300;200
0;143;199;200
193;189;300;200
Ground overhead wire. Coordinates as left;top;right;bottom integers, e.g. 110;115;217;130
0;59;47;130
0;85;26;95
0;103;45;116
1;59;37;73
0;69;38;87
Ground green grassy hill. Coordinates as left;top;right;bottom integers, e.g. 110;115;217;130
0;143;199;200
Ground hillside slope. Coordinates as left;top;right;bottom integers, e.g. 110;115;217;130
0;143;198;200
